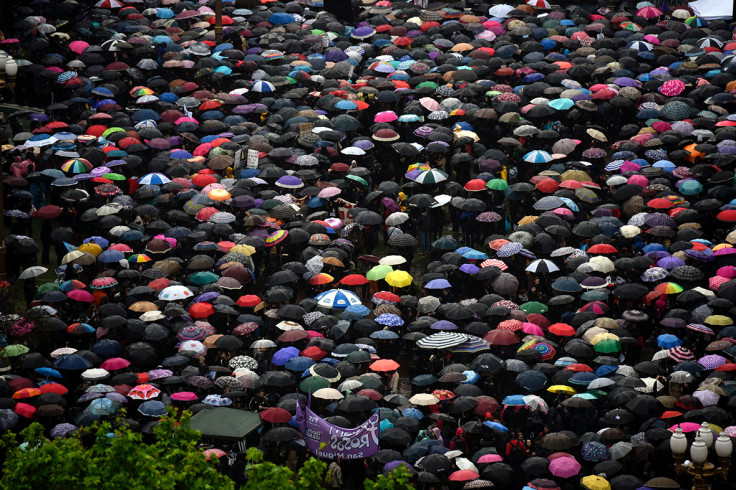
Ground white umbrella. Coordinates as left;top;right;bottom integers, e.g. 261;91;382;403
313;388;345;400
158;285;194;301
338;379;363;392
379;255;407;266
250;339;277;349
19;266;48;279
385;212;409;226
81;368;109;381
409;393;440;406
276;321;304;331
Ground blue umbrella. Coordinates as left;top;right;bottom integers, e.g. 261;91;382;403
269;12;295;24
85;398;119;416
156;7;175;18
35;367;62;379
97;249;124;263
138;400;167;417
657;334;681;348
515;370;548;392
502;395;526;406
401;407;424;420
569;372;598;386
92;339;122;356
411;374;437;386
272;347;300;366
594;365;618;377
340;304;371;320
375;314;404;327
370;330;400;339
285;356;316;372
483;421;508;433
54;354;92;370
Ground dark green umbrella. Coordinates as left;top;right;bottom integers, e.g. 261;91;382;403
189;407;261;439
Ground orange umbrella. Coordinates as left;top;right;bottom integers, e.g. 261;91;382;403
369;359;400;372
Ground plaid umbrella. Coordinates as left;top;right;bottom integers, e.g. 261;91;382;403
497;242;523;257
670;266;704;281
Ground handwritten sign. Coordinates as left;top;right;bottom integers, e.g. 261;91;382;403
246;149;259;169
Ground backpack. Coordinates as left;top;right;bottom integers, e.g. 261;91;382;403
325;464;334;486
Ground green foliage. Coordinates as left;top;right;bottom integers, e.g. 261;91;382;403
364;466;415;490
242;447;327;490
0;410;235;490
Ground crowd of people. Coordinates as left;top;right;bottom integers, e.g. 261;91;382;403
1;0;736;488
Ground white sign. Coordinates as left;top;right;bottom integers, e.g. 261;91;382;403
322;35;329;48
233;149;243;170
246;149;259;169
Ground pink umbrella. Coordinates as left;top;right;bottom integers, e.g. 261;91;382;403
522;322;544;335
627;175;649;187
620;161;641;173
477;454;503;463
374;111;398;122
100;357;131;370
171;391;199;401
69;40;90;54
67;290;95;302
669;422;703;432
318;187;342;198
419;97;440;111
549;456;581;478
717;266;736;278
709;276;730;290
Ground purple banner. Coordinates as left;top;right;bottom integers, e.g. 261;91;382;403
296;398;380;460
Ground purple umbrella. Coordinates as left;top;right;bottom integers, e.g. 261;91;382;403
381;197;400;213
425;279;452;289
459;264;480;275
272;347;300;366
431;320;458;331
658;256;686;270
698;354;727;370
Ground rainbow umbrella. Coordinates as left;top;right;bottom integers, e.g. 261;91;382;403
128;254;152;263
66;322;95;334
61;158;93;173
654;282;683;294
265;229;288;247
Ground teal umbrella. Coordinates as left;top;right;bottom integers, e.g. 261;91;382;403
189;407;262;439
188;271;219;285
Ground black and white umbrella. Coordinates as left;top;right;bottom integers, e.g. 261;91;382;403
416;332;469;350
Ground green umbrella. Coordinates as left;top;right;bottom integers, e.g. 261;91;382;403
581;290;609;302
593;339;621;353
486;179;509;191
37;282;61;296
189;407;262;439
101;127;125;138
519;301;548;314
1;345;30;357
366;265;393;281
188;271;219;285
416;81;438;90
346;350;372;363
299;376;330;393
104;173;127;181
346;174;368;186
358;375;384;391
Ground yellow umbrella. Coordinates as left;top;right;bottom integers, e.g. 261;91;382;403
518;215;538;225
712;243;733;251
385;270;413;288
77;243;103;257
705;315;732;326
559;169;592;181
590;333;620;345
581;475;611;490
548;385;576;395
230;244;256;256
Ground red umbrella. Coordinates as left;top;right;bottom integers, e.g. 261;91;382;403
301;346;328;361
564;363;593;372
189;303;214;319
647;198;675;209
100;357;131;370
536;179;560;193
260;407;292;423
579;301;609;314
236;295;261;307
464;179;487;191
39;383;68;395
374;291;401;302
369;359;400;372
340;274;369;286
449;470;479;481
357;389;383;401
548;323;575;336
587;244;618;254
717;210;736;222
32;205;62;219
484;329;520;345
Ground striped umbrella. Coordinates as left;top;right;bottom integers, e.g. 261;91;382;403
61;158;93;174
417;332;468;350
